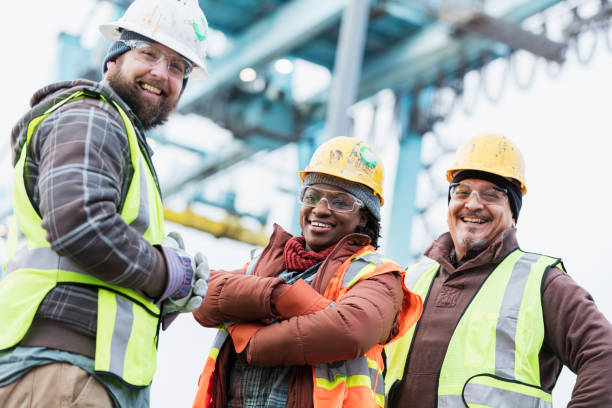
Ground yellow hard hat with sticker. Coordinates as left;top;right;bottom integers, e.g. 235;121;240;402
299;136;385;205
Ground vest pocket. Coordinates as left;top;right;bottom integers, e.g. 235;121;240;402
463;374;552;408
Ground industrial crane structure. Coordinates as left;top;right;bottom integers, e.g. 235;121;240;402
2;0;611;265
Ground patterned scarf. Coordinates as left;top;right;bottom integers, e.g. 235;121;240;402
283;236;337;271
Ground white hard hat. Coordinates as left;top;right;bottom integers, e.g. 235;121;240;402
99;0;209;80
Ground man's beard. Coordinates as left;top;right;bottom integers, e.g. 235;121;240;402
457;235;488;252
106;70;178;130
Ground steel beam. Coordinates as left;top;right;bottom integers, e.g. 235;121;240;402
162;142;258;197
164;207;269;246
359;0;564;96
443;11;566;62
179;0;349;113
385;92;423;267
162;96;297;198
377;1;433;26
324;0;371;138
148;131;209;158
290;123;322;235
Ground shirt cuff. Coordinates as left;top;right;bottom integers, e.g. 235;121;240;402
159;245;193;302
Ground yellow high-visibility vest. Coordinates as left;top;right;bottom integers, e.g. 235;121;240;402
0;90;165;387
385;249;563;407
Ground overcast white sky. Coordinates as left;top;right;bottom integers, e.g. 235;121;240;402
2;1;612;406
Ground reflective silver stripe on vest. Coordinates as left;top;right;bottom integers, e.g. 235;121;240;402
341;253;383;287
495;252;541;378
109;295;134;378
372;364;384;396
128;157;151;235
464;382;552;408
6;245;102;278
315;355;371;382
437;394;465;407
5;245;63;274
404;260;437;289
245;260;256;276
212;329;229;349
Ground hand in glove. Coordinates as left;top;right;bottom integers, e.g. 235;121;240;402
159;232;209;315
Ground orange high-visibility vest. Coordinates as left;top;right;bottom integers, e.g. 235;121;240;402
193;246;422;408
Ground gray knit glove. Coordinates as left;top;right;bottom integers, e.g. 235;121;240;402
160;232;209;315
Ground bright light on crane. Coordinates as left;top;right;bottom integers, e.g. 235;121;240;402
274;58;294;74
239;67;257;82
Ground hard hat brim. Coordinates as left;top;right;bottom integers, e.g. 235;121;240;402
99;22;208;80
446;168;527;195
298;170;385;206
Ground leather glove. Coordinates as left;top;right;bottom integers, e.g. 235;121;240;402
160;232;209;315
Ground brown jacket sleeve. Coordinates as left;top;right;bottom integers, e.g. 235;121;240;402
246;272;404;367
192;268;286;327
542;267;612;406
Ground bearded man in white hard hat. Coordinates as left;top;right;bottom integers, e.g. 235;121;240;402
0;1;210;406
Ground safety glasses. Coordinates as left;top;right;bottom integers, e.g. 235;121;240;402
449;182;508;205
120;40;193;79
298;186;364;213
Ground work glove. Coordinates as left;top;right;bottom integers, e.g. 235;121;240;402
160;231;209;315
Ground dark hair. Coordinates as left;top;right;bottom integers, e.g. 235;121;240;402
355;209;381;249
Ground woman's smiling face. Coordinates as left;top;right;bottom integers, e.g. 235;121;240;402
299;184;367;252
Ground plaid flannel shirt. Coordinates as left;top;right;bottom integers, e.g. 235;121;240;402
10;80;166;338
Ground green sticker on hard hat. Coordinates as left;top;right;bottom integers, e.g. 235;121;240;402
359;146;377;168
193;17;207;41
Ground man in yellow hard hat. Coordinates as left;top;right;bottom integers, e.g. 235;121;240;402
0;0;209;406
384;134;612;407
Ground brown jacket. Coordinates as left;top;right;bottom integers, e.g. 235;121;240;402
388;228;612;407
193;224;405;407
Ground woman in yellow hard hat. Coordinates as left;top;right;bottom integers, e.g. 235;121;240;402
192;136;422;408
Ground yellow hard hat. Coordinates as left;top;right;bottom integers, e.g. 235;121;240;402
298;136;384;205
446;134;527;195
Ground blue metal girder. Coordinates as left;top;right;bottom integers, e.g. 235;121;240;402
179;0;349;114
147;131;209;158
57;33;95;81
226;95;297;144
198;0;285;35
162;142;258;197
163;96;297;197
324;0;371;139
385;91;423;267
375;1;434;27
290;122;323;235
289;3;427;71
358;0;565;97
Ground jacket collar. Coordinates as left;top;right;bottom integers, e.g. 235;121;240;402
11;79;151;166
424;227;519;275
253;223;371;282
